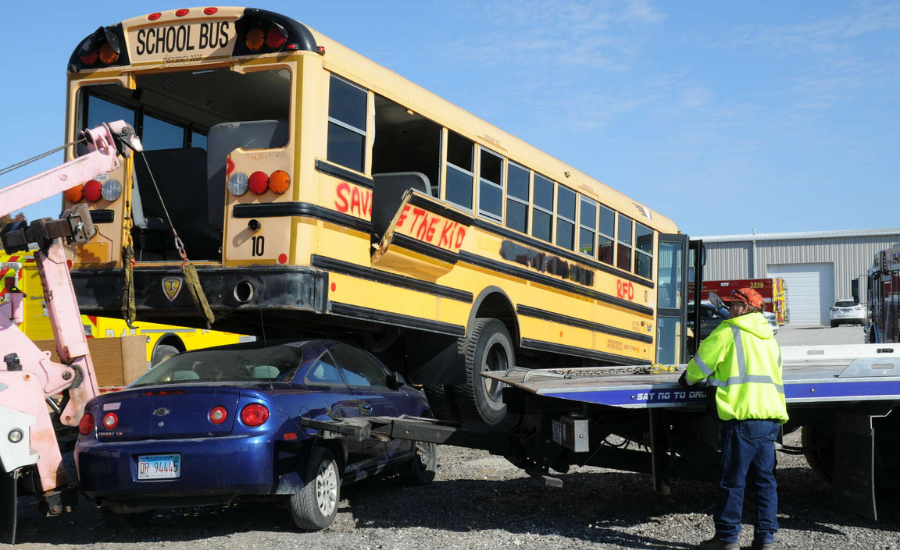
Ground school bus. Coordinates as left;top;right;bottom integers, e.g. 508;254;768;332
1;252;247;367
62;7;699;424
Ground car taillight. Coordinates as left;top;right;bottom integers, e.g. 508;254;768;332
83;180;103;202
266;25;287;50
269;170;290;194
245;27;266;52
248;171;269;195
64;184;84;203
241;403;269;427
102;412;119;430
79;413;95;435
209;406;228;425
855;306;863;310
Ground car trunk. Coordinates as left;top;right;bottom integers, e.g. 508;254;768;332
95;386;242;441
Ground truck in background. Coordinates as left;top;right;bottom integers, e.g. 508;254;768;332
1;252;251;374
866;246;900;343
690;278;789;325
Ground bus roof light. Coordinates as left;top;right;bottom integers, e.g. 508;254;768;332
266;24;288;50
245;27;265;52
148;13;162;20
99;43;119;65
317;46;326;55
79;38;98;66
286;44;300;51
203;7;218;15
175;9;190;17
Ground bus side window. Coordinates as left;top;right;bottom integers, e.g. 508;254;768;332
446;131;475;211
556;185;576;251
532;174;554;243
372;94;442;198
579;197;597;257
327;75;367;173
598;205;615;265
617;214;633;272
635;222;654;279
478;148;503;222
505;162;530;233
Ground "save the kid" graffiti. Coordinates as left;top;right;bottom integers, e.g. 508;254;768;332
395;205;467;251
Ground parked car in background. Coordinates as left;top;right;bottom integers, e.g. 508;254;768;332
75;340;437;531
830;299;867;327
764;311;779;335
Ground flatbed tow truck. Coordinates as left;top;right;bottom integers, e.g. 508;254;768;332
302;342;900;521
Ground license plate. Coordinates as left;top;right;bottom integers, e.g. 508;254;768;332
137;454;181;480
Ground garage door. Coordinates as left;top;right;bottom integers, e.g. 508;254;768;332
767;263;835;326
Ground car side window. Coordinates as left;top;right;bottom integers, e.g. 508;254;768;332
303;351;344;385
331;346;388;388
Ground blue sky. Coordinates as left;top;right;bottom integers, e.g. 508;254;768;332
1;0;898;237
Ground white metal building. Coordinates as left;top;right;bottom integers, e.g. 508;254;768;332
694;228;900;326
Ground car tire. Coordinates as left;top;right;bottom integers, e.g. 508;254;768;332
151;344;180;367
830;322;838;328
802;425;834;484
401;440;438;486
454;318;514;425
101;508;154;529
289;447;340;531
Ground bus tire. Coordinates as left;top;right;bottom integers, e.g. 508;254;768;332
151;344;180;367
455;318;513;425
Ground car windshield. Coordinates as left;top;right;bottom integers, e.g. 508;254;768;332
835;300;856;307
130;346;304;388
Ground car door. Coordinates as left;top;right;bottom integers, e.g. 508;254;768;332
330;345;412;471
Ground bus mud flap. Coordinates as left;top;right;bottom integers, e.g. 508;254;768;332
371;189;468;278
0;465;17;544
832;404;893;520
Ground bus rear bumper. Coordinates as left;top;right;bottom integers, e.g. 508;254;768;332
71;266;328;319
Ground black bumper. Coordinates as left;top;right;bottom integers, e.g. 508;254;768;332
71;265;328;319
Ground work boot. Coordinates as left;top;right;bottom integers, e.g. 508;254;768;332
751;541;775;550
697;538;739;550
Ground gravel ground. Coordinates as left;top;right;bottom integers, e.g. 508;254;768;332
9;323;898;549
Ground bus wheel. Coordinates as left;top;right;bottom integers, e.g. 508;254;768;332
802;424;834;483
151;344;180;367
456;318;513;425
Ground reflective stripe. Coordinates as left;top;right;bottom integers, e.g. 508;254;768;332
731;325;747;378
707;374;785;394
693;354;715;377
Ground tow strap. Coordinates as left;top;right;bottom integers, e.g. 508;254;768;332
135;154;216;328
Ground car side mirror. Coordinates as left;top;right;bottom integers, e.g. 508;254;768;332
387;372;406;389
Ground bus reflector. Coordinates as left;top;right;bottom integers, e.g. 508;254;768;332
266;25;287;50
269;170;290;194
64;185;84;203
175;9;190;17
228;172;249;196
99;43;119;65
246;28;265;52
204;7;218;15
248;172;269;195
83;180;103;202
148;13;162;20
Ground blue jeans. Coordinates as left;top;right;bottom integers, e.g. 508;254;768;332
714;419;781;544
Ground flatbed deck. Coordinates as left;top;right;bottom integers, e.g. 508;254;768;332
483;344;900;409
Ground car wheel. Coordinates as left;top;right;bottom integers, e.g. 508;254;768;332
830;322;838;328
454;318;514;425
151;344;180;367
289;447;340;531
401;440;438;486
802;424;834;484
101;508;154;529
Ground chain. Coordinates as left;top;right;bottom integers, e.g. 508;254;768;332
543;364;684;379
137;152;189;263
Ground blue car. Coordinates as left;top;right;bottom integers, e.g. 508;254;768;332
75;340;437;530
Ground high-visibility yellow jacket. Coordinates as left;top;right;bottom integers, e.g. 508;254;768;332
685;311;788;423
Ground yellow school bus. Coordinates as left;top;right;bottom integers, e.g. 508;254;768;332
62;7;693;424
1;252;247;367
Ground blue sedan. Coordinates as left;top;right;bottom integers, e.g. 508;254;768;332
75;340;437;530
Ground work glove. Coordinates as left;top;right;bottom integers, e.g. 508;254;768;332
677;371;690;389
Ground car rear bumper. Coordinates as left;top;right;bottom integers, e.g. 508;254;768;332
830;313;865;322
75;434;311;506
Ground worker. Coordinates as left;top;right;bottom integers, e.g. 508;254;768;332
678;287;788;550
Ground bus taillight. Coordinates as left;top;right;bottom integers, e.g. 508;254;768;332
228;173;250;196
248;172;269;195
83;180;103;202
64;185;84;203
269;171;290;194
